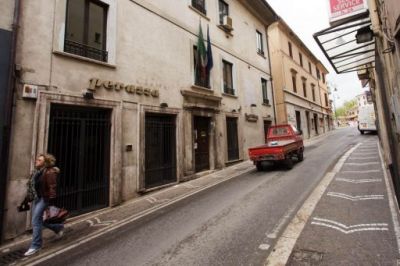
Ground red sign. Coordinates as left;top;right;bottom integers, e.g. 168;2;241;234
329;0;367;23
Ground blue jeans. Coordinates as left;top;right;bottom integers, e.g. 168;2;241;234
30;197;64;249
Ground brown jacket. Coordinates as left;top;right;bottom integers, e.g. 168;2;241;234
40;167;59;201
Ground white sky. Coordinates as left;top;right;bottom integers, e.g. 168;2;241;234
266;0;367;107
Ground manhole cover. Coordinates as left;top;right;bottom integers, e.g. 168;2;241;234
0;249;26;265
288;249;324;265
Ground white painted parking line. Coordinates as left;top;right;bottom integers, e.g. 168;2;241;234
327;192;384;201
336;178;382;183
341;170;381;173
345;162;379;166
311;217;388;234
348;157;377;160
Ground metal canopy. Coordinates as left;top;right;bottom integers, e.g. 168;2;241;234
314;14;375;74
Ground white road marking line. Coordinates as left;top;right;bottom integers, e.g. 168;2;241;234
327;192;384;201
336;178;382;183
146;197;157;203
348;157;377;160
313;217;388;229
345;162;379;166
379;143;400;255
266;207;296;239
265;143;362;266
86;220;94;226
341;170;381;173
311;222;388;234
259;244;270;251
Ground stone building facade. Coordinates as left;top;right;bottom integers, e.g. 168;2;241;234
268;20;332;139
2;0;277;240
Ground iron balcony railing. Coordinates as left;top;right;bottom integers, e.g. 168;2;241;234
64;39;108;62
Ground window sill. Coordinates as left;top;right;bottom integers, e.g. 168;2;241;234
222;93;237;99
257;52;266;59
262;102;272;107
53;50;116;69
188;5;210;21
217;25;234;36
191;84;213;93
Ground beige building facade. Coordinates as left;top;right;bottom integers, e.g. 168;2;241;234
268;20;332;139
2;0;277;239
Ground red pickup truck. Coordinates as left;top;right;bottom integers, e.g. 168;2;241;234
248;124;304;171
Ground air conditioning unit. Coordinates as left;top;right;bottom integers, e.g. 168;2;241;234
222;15;233;31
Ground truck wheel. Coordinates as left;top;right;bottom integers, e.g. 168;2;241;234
284;157;294;170
360;130;364;135
256;162;263;171
297;151;304;162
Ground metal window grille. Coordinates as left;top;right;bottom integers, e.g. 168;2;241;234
47;105;111;215
64;39;108;62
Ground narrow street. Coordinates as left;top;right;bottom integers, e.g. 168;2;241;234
39;128;371;266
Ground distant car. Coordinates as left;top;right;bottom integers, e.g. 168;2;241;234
358;104;377;134
248;124;304;170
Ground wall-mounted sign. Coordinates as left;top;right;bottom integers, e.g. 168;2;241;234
89;78;159;98
328;0;368;25
22;84;38;99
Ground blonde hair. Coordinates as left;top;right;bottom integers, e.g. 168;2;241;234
38;153;56;168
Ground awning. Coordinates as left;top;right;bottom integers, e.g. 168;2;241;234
314;14;375;74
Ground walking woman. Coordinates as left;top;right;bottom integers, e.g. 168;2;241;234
24;153;64;256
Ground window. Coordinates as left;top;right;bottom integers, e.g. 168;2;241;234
316;67;320;79
193;46;210;88
308;62;312;74
299;53;303;67
288;42;293;58
324;93;328;106
223;60;234;95
65;0;109;62
192;0;206;15
261;78;269;104
256;31;264;55
302;78;307;97
322;72;326;83
311;84;316;101
219;0;229;25
292;73;297;93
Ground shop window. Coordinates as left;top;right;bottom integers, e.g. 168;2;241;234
65;0;108;62
261;78;269;104
223;60;234;95
192;0;206;15
226;117;239;161
218;0;229;25
256;31;264;55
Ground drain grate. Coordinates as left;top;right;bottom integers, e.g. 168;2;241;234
0;249;26;265
288;249;324;265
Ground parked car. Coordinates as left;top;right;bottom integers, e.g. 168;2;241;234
358;104;377;134
248;124;304;170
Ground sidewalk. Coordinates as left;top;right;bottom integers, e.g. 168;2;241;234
268;136;400;265
0;130;333;265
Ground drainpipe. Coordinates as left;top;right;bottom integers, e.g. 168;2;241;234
0;0;21;243
266;25;277;125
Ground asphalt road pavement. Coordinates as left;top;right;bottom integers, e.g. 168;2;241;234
43;127;367;266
